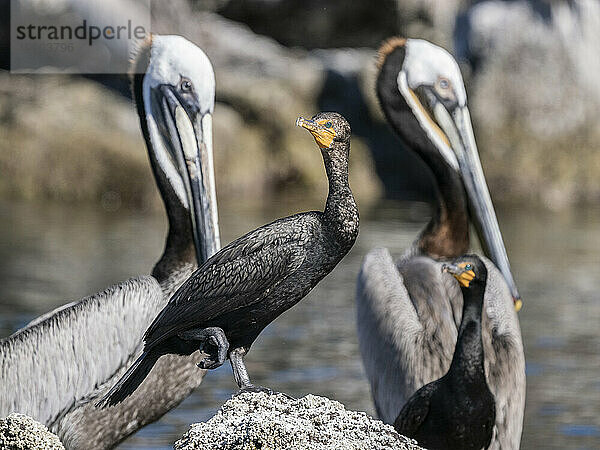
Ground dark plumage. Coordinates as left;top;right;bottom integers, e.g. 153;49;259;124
99;112;359;406
394;255;496;450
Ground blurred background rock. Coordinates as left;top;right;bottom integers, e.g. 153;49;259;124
1;0;599;211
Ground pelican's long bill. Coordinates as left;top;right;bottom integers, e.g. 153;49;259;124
433;104;522;311
151;85;220;264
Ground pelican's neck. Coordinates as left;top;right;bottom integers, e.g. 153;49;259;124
377;49;470;259
449;284;486;383
383;105;469;259
152;216;197;285
133;70;197;284
416;147;470;259
322;142;359;249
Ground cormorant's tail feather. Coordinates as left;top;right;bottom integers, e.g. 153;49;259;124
96;350;158;408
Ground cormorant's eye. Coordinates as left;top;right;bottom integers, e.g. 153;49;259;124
325;121;333;129
465;264;473;271
180;78;193;93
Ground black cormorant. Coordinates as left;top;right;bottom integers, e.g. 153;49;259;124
394;255;495;450
99;112;359;406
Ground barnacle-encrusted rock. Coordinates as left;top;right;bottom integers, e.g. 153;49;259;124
174;392;423;450
0;413;65;450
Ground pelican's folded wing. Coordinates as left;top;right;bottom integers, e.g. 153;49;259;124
0;276;164;426
356;248;424;422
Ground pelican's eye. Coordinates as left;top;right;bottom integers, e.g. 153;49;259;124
180;77;193;93
435;76;456;103
325;121;333;129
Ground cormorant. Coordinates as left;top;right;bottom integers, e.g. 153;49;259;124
356;37;525;449
0;34;220;449
98;112;359;406
394;255;496;450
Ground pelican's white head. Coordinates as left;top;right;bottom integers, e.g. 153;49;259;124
143;35;215;116
402;38;467;109
377;37;521;306
134;34;220;266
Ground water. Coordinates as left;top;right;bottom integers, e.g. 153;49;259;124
1;198;599;449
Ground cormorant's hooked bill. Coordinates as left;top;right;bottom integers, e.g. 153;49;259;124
297;116;336;149
442;261;476;288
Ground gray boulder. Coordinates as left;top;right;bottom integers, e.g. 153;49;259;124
0;413;65;450
1;0;383;207
458;0;600;207
174;392;423;450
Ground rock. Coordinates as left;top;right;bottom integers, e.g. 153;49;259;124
455;0;600;207
1;0;383;208
0;73;157;209
174;392;423;450
215;0;399;49
393;0;466;46
0;413;65;450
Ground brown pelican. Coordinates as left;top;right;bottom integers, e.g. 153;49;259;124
98;112;359;405
356;38;525;450
0;35;220;449
394;255;496;450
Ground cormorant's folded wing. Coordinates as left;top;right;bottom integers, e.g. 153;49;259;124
393;383;435;438
144;214;319;346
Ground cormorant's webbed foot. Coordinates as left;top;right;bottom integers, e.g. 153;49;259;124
178;326;229;370
229;347;295;399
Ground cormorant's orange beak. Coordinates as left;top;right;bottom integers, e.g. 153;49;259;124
297;116;335;149
442;263;475;288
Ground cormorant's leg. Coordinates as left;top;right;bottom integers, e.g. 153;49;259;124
178;327;229;370
229;348;294;398
229;347;254;389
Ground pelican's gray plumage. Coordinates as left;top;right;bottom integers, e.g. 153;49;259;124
356;38;525;450
0;35;220;449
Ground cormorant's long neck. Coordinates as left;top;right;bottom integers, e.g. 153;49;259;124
133;68;196;285
448;285;486;384
322;143;359;249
